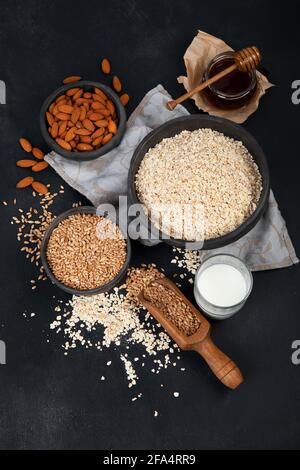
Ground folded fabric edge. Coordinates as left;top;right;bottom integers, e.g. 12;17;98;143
248;258;299;272
128;83;189;127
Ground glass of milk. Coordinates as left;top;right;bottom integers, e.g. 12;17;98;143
194;254;253;320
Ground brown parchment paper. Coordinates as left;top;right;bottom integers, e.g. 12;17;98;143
178;30;274;123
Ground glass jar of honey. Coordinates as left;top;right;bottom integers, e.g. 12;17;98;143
203;51;257;109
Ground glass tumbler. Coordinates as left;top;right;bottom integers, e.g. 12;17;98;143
194;254;253;320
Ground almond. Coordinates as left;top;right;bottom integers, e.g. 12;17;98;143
83;92;92;99
32;181;48;195
71;107;81;124
65;127;77;142
94;88;108;101
19;138;32;153
16;176;34;188
57;99;68;107
80;136;92;144
56;95;66;103
63;76;82;84
112;76;122;93
108;119;117;134
46;111;55;126
66;87;80;96
56;112;70;121
91;101;103;110
79;107;86;121
75;97;89;105
92;136;103;147
58;121;68;136
32;148;45;160
91;127;105;139
101;58;111;74
102;133;113;145
75;128;92;136
16;159;37;168
77;143;93;151
96;107;111;117
89;113;104;121
32;161;49;172
58;104;73;114
56;138;72;151
83;118;95;132
92;93;106;105
70;140;76;149
73;89;84;100
51;122;59;139
106;100;115;115
95;119;108;128
52;104;60;116
120;93;130;106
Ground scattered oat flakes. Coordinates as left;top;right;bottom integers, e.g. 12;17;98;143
49;266;184;390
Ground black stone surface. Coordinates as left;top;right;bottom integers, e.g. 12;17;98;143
0;0;299;450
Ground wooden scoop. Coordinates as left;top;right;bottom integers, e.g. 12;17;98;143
138;277;243;389
166;46;261;111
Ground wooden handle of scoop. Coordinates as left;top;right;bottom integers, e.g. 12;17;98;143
193;334;244;390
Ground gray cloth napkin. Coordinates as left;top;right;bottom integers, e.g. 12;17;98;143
45;85;298;271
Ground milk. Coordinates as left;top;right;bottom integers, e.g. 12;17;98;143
196;263;247;308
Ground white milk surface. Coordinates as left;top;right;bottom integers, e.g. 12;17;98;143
197;263;247;308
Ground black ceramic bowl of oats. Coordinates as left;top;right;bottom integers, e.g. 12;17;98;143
40;206;131;296
128;115;270;250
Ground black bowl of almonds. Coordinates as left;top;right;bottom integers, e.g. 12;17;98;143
40;81;126;161
40;206;131;295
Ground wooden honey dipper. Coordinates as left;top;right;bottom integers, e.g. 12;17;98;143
138;277;244;390
166;46;261;111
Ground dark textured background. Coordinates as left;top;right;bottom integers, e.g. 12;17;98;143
0;0;299;450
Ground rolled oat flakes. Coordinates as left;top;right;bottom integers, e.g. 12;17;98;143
50;265;183;389
135;128;262;240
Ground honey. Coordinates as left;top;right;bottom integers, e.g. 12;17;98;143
204;51;257;109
